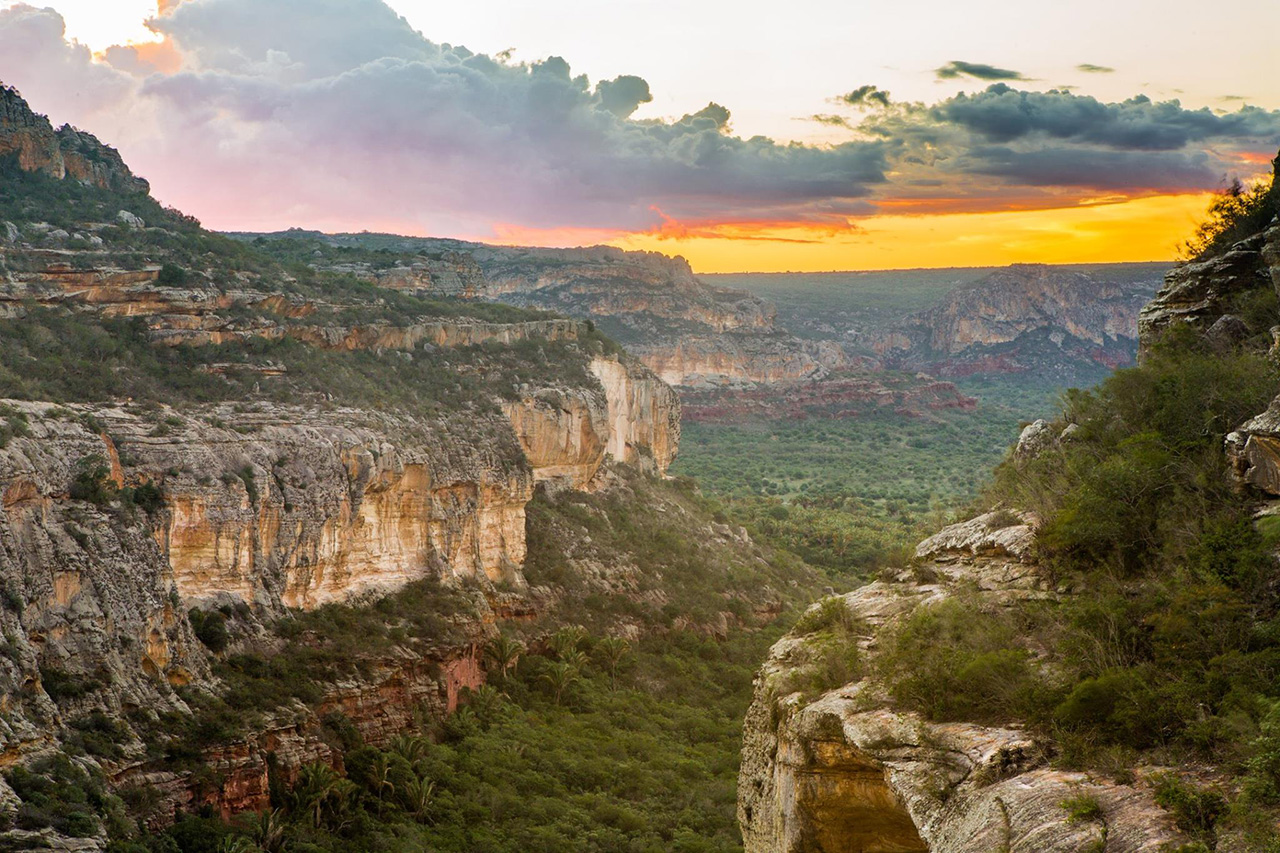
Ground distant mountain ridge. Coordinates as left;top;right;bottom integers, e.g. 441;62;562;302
873;262;1159;380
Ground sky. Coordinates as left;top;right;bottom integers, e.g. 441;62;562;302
1;0;1279;271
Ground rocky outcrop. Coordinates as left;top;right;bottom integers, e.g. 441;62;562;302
1228;393;1280;496
738;513;1186;853
1139;229;1280;356
324;251;486;298
0;85;148;193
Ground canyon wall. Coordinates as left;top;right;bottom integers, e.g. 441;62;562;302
874;264;1158;379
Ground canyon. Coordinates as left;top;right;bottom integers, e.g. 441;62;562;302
739;218;1280;851
0;84;784;845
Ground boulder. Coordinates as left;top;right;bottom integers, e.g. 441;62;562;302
0;221;17;244
116;210;145;229
1203;313;1251;352
1015;418;1053;458
1227;393;1280;496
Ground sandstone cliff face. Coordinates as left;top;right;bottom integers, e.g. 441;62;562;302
589;356;681;474
0;85;148;194
738;514;1186;853
876;264;1157;379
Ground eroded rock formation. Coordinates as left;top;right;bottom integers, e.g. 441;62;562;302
876;264;1158;380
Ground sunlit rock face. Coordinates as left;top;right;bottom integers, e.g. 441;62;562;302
589;356;681;474
739;514;1186;853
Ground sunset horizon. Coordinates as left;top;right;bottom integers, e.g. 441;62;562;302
2;0;1277;272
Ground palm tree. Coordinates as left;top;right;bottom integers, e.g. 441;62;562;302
540;661;580;706
467;684;506;724
402;774;436;823
559;648;589;672
390;733;431;765
293;762;341;828
368;751;396;815
485;634;525;680
249;809;285;853
595;636;630;690
549;625;588;659
217;837;259;853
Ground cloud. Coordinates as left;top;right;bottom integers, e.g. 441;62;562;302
935;60;1027;81
839;85;891;109
1;1;1277;238
855;84;1280;195
929;84;1280;151
1076;63;1116;74
0;0;887;233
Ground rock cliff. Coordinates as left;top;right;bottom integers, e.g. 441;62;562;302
240;231;840;388
738;513;1186;852
1140;224;1280;358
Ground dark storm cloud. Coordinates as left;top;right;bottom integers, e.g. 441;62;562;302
934;60;1027;81
930;84;1280;150
960;145;1217;191
856;84;1280;194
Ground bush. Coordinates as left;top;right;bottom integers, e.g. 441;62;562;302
68;454;115;505
876;597;1052;725
188;608;229;653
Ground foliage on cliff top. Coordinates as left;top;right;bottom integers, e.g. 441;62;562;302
0;307;605;415
1183;151;1280;260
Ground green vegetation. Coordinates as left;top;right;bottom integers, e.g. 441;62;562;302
6;473;811;852
111;627;782;853
0;308;609;416
672;402;1032;579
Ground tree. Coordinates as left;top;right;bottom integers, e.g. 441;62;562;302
549;625;588;659
291;763;353;830
595;636;631;690
402;774;436;823
389;734;430;765
540;661;581;706
485;634;525;681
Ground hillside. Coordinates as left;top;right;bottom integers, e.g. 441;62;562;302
741;158;1280;851
0;83;827;851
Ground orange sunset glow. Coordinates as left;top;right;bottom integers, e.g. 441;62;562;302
2;0;1278;271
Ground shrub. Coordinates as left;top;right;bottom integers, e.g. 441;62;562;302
68;454;115;505
188;608;229;653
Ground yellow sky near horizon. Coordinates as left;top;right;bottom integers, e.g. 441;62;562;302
497;193;1211;273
